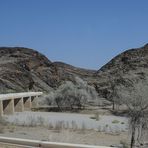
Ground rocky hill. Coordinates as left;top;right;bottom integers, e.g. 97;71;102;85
95;43;148;99
0;44;148;101
0;47;96;93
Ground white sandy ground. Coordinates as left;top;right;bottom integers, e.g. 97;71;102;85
0;112;130;147
5;111;128;132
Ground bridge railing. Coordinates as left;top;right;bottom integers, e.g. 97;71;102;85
0;136;114;148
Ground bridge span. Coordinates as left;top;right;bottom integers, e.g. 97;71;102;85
0;92;43;116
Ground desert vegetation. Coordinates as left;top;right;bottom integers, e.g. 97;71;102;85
43;77;98;111
1;77;148;147
0;78;147;148
36;76;148;147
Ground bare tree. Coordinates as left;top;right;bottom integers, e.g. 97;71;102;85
108;77;123;111
108;79;118;110
117;81;148;148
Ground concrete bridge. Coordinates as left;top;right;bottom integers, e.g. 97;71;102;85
0;92;43;116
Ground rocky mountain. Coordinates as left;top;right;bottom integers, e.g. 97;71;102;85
95;43;148;99
0;44;148;101
0;47;96;93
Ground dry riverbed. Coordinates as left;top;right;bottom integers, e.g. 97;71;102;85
0;111;130;147
5;112;128;132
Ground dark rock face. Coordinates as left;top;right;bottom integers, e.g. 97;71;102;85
95;44;148;99
0;47;96;93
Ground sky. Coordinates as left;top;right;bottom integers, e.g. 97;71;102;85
0;0;148;69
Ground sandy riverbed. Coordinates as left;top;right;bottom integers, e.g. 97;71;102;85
0;111;130;147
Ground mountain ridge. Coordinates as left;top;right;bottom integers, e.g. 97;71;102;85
0;44;148;102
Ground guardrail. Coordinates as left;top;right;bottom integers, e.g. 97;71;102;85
0;137;114;148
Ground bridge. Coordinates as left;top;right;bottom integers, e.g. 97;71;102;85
0;92;43;116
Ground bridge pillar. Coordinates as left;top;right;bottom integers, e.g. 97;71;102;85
23;97;31;111
31;96;38;108
3;99;14;115
14;98;24;112
0;100;3;116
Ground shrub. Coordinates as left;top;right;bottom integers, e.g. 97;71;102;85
112;120;120;124
90;112;100;121
45;77;98;111
90;116;96;120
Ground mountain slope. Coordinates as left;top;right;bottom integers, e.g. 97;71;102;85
0;47;96;93
95;43;148;99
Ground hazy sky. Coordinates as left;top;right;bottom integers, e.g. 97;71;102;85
0;0;148;69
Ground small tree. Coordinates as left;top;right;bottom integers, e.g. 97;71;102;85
108;79;118;110
55;81;77;110
108;77;122;111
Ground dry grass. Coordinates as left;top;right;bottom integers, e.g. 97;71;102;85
11;115;89;132
0;117;8;134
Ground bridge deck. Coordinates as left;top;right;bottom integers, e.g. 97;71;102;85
0;92;43;100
